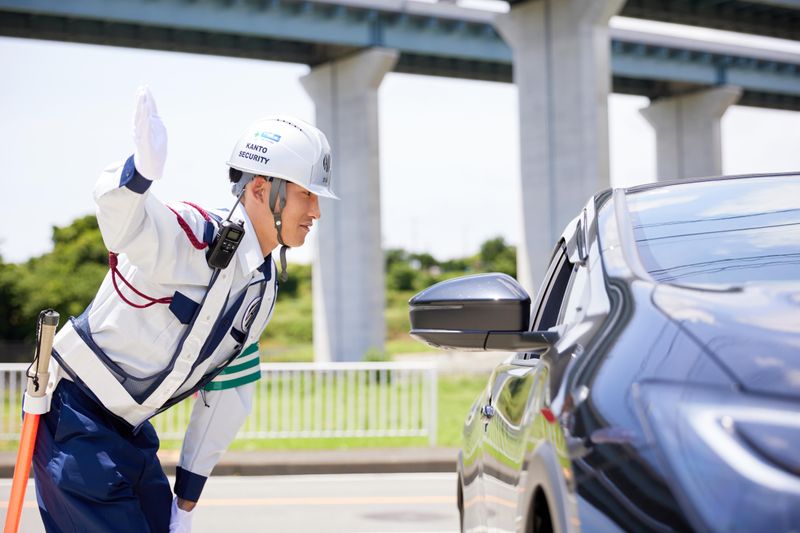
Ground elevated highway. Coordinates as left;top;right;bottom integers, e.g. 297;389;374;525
506;0;800;41
1;0;798;109
603;0;798;41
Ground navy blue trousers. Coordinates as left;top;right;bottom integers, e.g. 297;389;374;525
32;380;172;533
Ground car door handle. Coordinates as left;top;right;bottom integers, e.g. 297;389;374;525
481;404;494;432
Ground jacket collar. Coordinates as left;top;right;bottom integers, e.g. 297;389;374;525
234;205;272;278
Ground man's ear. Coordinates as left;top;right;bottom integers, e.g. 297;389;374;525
249;176;270;205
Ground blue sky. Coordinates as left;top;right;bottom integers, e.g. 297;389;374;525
1;15;799;264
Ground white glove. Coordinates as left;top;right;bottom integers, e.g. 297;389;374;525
169;496;194;533
133;85;167;180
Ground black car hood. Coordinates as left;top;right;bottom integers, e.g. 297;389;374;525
652;282;800;401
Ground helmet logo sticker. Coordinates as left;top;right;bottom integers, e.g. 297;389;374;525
255;131;281;143
241;297;262;331
323;153;331;173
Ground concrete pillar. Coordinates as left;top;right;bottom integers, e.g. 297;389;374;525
300;49;398;362
640;86;742;180
495;0;624;296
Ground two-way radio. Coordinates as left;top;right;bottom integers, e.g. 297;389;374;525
206;189;246;270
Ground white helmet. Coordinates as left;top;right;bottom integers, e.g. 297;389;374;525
227;115;338;199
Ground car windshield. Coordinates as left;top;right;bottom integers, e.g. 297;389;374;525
626;175;800;286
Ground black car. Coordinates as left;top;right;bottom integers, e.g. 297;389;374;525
409;173;800;532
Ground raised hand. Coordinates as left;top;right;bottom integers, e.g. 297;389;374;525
133;85;168;181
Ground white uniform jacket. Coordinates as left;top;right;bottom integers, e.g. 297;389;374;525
49;155;278;501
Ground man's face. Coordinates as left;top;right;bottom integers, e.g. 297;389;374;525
277;181;321;247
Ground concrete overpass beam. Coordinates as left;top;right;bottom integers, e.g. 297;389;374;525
495;0;625;297
300;48;397;362
640;85;743;180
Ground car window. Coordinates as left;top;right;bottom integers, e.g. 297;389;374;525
558;264;589;326
626;175;800;286
531;246;573;331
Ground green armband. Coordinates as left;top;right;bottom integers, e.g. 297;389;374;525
204;343;261;391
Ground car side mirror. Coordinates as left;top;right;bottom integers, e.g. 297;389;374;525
408;273;558;352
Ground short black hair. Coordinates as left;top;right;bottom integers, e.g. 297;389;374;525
229;167;243;183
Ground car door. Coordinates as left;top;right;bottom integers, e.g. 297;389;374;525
481;360;543;531
482;244;578;532
461;373;492;532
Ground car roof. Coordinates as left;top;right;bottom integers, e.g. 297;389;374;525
621;170;800;195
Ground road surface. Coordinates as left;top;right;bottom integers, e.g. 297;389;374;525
1;472;459;532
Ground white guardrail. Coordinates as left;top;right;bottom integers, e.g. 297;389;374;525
0;361;439;446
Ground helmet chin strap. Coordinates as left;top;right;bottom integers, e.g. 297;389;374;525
268;177;289;282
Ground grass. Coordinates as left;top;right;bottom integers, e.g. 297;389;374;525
161;436;432;451
201;374;479;450
260;337;438;363
261;343;314;363
436;375;486;448
385;337;438;356
0;375;487;452
160;374;486;450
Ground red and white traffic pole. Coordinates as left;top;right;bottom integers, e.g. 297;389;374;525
4;310;59;533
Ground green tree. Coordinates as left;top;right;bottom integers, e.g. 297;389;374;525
278;262;311;298
439;257;469;273
0;256;26;339
386;261;417;291
384;248;408;270
408;252;438;270
476;236;516;278
11;215;108;340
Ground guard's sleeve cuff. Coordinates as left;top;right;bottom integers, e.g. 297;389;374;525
174;466;208;501
120;155;152;194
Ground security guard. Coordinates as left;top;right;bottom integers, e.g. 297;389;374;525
31;87;338;533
